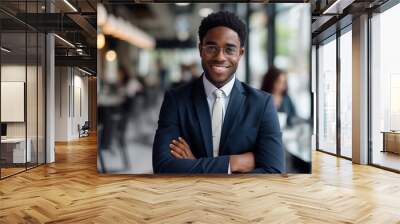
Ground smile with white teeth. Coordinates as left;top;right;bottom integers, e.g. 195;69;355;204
211;65;229;73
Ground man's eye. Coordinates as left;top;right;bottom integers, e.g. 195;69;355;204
225;47;236;54
208;46;218;51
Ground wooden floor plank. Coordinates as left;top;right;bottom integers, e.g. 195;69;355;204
0;135;400;223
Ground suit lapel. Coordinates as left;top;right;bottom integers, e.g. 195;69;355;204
219;79;246;155
193;78;213;157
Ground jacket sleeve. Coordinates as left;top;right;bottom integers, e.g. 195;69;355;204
152;90;230;174
250;95;285;174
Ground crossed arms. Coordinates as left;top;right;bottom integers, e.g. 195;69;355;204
152;91;285;174
169;136;256;173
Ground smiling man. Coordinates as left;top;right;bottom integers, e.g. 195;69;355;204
152;11;284;174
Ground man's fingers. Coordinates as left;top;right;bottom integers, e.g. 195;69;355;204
178;137;190;149
170;149;183;159
172;139;187;151
170;143;186;158
172;140;189;157
169;138;195;159
177;137;196;159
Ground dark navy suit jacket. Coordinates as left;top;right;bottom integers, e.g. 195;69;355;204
152;76;284;174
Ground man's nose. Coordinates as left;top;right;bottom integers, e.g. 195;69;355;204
214;48;227;60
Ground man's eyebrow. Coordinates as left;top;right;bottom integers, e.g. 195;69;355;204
204;41;238;47
225;43;238;48
204;41;217;45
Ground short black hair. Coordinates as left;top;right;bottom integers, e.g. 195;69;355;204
198;11;247;47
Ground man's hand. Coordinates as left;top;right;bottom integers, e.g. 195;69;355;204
229;152;255;173
170;137;196;160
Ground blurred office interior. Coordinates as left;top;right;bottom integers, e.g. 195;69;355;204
96;2;311;174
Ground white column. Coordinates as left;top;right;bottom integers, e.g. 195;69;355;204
45;1;55;163
55;67;74;141
352;14;369;164
46;33;55;163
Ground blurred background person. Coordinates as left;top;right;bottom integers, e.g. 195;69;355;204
261;66;297;129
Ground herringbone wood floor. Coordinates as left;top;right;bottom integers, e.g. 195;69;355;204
1;135;400;223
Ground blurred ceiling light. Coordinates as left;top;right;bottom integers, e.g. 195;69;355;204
97;33;106;49
199;8;213;17
97;3;154;49
176;3;190;6
54;34;75;48
97;4;107;26
102;15;155;49
1;47;11;53
63;0;78;12
105;50;117;62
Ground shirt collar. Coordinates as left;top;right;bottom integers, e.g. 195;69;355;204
202;73;236;99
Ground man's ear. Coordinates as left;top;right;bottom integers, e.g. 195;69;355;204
239;47;245;57
198;43;203;57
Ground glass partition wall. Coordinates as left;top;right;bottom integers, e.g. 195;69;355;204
316;25;353;159
0;30;27;177
370;3;400;171
0;1;46;179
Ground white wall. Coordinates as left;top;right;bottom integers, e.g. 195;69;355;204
1;66;26;130
1;65;39;137
55;67;89;141
55;67;69;141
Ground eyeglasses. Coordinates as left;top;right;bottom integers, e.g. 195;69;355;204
201;45;239;57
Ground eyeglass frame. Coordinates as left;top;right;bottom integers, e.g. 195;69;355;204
200;44;241;57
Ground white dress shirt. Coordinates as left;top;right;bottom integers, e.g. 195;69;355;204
202;74;236;174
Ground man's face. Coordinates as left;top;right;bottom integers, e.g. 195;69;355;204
199;26;244;88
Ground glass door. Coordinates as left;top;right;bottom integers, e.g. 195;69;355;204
317;36;337;155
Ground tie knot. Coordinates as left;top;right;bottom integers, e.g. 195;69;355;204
213;89;225;98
